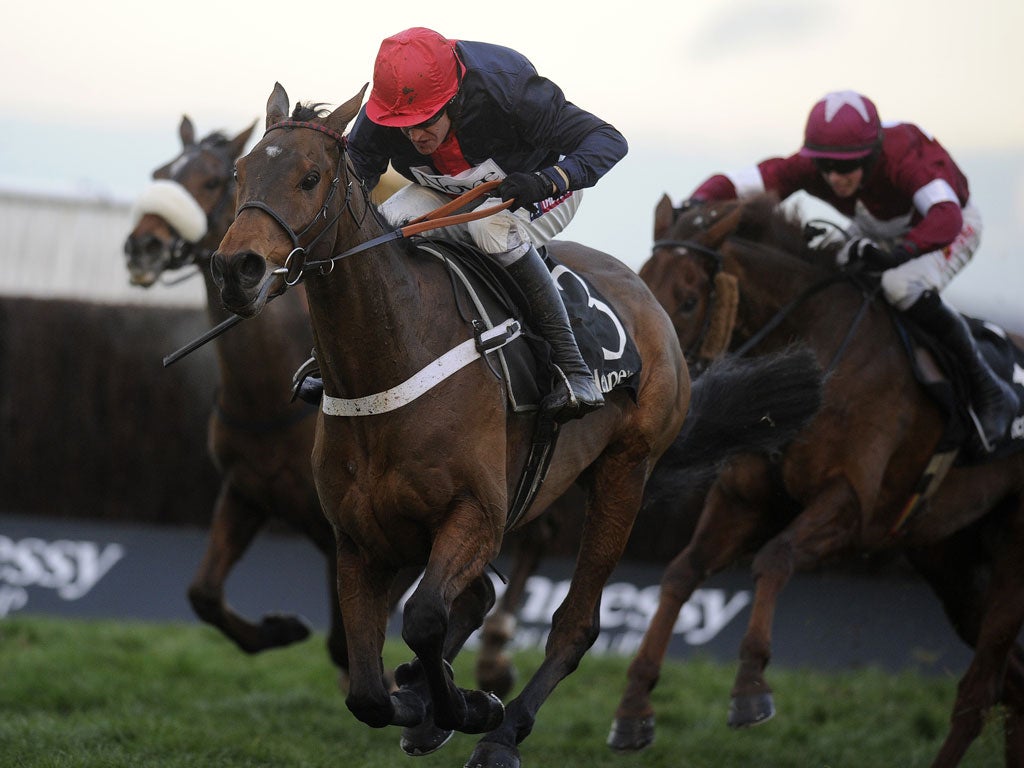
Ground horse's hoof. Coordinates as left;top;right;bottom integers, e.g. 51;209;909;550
728;692;775;728
388;687;427;729
259;614;312;647
606;714;655;752
461;690;505;734
400;720;454;756
464;740;521;768
393;659;423;688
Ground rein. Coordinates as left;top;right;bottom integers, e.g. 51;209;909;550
164;120;513;364
661;237;880;374
238;120;513;286
651;238;727;366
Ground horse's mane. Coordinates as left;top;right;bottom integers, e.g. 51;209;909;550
292;102;332;122
198;131;231;150
673;194;842;272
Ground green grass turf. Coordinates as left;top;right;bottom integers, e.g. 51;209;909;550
0;615;1005;767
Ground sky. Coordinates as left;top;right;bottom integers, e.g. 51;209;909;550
3;0;1023;323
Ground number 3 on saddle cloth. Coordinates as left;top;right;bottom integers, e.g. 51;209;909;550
899;314;1024;463
412;237;643;414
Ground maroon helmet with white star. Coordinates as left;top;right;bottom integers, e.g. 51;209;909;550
800;90;882;160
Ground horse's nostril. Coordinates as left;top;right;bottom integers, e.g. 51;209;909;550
143;237;164;257
210;253;225;285
239;252;266;284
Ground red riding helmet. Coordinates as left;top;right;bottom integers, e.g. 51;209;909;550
800;90;882;160
365;27;465;128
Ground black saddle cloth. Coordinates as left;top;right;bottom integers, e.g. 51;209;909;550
897;312;1024;464
410;236;642;413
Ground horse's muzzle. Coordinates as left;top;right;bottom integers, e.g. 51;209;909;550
211;250;273;317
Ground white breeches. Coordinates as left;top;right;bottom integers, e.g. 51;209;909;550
379;184;582;266
880;204;982;310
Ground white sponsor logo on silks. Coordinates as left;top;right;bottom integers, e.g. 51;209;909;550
0;535;125;616
409;158;506;197
596;368;636;394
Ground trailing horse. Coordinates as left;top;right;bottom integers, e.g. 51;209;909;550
124;116;354;682
609;194;1024;768
208;83;823;768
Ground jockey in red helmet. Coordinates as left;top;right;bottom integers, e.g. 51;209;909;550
364;28;462;128
347;27;628;421
686;89;1018;452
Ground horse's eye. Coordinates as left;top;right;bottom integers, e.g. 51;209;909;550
204;177;221;190
300;171;321;191
678;297;698;314
232;167;239;180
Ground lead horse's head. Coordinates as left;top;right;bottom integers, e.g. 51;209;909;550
211;82;367;317
124;117;255;287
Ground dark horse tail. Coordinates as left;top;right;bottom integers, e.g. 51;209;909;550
643;345;823;512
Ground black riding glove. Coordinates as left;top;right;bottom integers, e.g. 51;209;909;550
498;172;554;211
836;238;914;271
865;242;915;270
836;237;875;267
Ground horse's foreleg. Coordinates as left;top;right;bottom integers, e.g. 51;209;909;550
908;505;1024;767
729;479;859;729
469;458;645;768
1003;647;1024;768
401;500;504;739
399;573;498;756
476;516;556;699
609;461;773;753
187;484;311;652
323;555;353;692
338;533;411;729
930;505;1024;768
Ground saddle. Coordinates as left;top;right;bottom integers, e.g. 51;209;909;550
408;236;643;412
896;312;1024;464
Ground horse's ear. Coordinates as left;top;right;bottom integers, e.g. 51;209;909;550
179;116;196;148
654;194;674;240
266;82;290;129
326;83;369;134
229;120;258;160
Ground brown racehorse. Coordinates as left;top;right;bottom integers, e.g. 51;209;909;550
123;117;350;678
121;114;591;701
609;194;1024;767
208;84;824;768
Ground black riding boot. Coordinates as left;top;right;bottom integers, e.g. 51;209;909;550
903;291;1019;451
505;245;604;419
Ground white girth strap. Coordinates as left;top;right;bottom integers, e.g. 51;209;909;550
321;319;522;417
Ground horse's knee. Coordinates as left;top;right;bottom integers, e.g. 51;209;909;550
402;591;447;652
548;601;601;659
187;582;222;623
346;689;395;729
751;539;794;582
